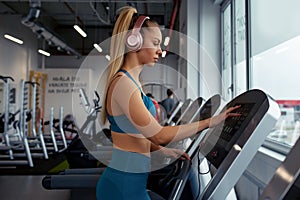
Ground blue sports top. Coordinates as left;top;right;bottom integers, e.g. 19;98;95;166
107;69;156;134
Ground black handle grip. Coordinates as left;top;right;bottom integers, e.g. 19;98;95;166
0;75;14;82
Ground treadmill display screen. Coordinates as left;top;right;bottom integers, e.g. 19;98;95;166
204;103;255;168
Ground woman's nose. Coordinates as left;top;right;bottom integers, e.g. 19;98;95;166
157;46;162;56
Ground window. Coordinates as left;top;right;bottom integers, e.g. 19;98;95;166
222;0;300;151
250;0;300;149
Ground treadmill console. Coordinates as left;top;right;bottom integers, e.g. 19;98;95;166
199;91;270;169
199;89;281;200
205;103;255;167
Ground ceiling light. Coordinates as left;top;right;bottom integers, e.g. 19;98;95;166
105;55;110;61
162;50;167;58
73;25;87;38
4;34;23;44
93;43;103;52
163;36;170;46
38;49;50;57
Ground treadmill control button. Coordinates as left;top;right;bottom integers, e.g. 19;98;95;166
211;150;218;158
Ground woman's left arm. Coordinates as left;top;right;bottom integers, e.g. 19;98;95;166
150;143;190;160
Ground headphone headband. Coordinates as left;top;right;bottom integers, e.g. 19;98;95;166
132;15;150;35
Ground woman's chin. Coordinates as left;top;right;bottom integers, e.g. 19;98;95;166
146;62;156;67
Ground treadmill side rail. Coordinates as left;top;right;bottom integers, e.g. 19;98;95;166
259;138;300;200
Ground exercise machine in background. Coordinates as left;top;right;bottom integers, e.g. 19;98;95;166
165;99;193;126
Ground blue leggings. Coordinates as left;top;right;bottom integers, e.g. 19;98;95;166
96;167;165;200
96;167;150;200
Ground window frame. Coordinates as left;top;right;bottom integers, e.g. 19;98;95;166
220;0;293;155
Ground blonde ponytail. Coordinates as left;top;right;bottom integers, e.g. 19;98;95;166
101;6;137;123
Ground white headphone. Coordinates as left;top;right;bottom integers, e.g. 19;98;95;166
126;15;150;51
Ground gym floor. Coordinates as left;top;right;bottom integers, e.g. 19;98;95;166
0;175;70;200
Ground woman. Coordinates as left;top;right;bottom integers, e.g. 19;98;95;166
96;6;240;200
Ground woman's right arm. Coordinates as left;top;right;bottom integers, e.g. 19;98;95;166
111;75;240;145
148;118;211;145
148;105;240;145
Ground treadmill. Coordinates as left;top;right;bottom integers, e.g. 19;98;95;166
259;137;300;200
170;98;193;126
178;97;203;125
163;89;281;200
165;100;184;126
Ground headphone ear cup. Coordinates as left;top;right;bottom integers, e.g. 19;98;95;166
125;15;149;52
126;31;143;51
